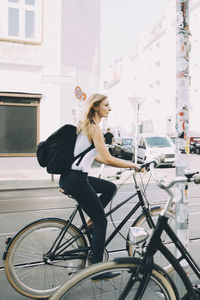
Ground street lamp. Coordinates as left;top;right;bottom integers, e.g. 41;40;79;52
129;97;145;163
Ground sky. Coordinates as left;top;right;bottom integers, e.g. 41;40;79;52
101;0;168;74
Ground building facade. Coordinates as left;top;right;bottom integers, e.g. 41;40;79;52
104;0;200;138
0;0;101;158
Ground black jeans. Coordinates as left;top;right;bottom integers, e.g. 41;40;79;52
59;170;117;263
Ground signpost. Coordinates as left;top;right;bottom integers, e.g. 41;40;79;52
128;97;144;163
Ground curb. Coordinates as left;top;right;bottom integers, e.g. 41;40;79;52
0;185;59;192
0;180;59;192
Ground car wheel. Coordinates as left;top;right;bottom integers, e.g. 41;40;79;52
196;148;200;155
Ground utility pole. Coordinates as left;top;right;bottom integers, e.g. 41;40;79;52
128;97;144;163
175;0;190;296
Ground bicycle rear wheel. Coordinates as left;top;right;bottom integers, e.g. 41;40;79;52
49;258;178;300
4;218;87;299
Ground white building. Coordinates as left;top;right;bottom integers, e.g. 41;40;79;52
104;0;200;138
0;0;101;159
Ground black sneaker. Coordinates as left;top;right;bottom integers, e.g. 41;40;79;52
91;271;120;281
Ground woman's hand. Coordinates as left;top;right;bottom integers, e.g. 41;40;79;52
132;164;145;172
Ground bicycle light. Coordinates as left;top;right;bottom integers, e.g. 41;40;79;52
129;227;149;245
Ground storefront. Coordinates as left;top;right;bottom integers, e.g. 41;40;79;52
0;92;42;156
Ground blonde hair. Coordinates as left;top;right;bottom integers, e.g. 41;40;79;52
77;93;107;135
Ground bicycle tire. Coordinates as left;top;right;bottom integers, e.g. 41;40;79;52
4;218;87;299
49;257;178;300
127;206;175;272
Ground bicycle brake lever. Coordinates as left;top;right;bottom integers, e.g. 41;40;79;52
139;162;150;171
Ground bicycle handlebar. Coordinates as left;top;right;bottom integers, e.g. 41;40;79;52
148;156;200;217
149;156;200;190
139;153;165;171
114;155;164;179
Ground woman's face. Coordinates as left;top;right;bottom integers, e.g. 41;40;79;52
95;98;111;118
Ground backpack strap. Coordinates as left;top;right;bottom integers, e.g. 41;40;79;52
75;143;95;166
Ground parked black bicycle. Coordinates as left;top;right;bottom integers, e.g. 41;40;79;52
3;159;173;299
49;162;200;300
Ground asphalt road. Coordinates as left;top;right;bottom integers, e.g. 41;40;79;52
0;157;200;299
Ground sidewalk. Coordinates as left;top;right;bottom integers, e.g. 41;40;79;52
0;163;137;191
0;156;177;191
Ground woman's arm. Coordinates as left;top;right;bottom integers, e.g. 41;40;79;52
91;125;140;170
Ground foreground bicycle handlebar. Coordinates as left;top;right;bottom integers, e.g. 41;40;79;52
149;159;200;218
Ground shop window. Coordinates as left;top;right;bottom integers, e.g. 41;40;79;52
0;93;41;156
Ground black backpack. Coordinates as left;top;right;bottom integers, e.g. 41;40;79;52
36;124;94;174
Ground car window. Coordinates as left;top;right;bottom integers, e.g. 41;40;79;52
145;137;172;148
122;138;133;145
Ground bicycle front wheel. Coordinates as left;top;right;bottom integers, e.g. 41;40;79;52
127;206;175;254
49;258;178;300
4;218;87;299
127;206;175;274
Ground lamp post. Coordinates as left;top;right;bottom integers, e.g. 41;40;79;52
129;97;144;162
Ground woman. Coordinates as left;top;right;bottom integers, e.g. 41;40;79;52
59;94;141;278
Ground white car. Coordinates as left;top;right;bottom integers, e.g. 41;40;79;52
136;134;175;166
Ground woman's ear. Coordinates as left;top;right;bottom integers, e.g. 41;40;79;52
93;105;98;112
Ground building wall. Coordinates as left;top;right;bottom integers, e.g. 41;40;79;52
0;0;101;157
59;0;101;131
104;0;200;138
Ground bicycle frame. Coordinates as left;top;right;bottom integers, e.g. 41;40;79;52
124;214;200;300
45;173;158;262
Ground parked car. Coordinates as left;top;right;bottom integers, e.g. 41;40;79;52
113;137;134;160
190;136;200;154
136;134;175;166
170;136;186;153
170;136;176;145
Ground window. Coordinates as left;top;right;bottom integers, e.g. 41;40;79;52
8;7;19;36
0;93;41;156
145;137;171;148
0;0;42;43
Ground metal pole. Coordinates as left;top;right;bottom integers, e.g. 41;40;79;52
175;0;190;296
134;102;139;163
129;97;144;163
51;174;54;182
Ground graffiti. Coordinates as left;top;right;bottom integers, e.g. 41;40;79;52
177;11;184;29
177;0;189;31
176;105;189;139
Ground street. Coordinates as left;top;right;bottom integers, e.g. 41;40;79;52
0;154;200;299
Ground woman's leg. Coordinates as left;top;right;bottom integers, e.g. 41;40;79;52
60;173;107;264
88;176;117;208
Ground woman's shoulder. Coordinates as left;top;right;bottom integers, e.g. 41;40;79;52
87;123;101;142
90;123;101;135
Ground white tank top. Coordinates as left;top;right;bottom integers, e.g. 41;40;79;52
71;133;97;173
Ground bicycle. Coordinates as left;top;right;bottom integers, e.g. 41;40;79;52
49;161;200;300
3;160;174;299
